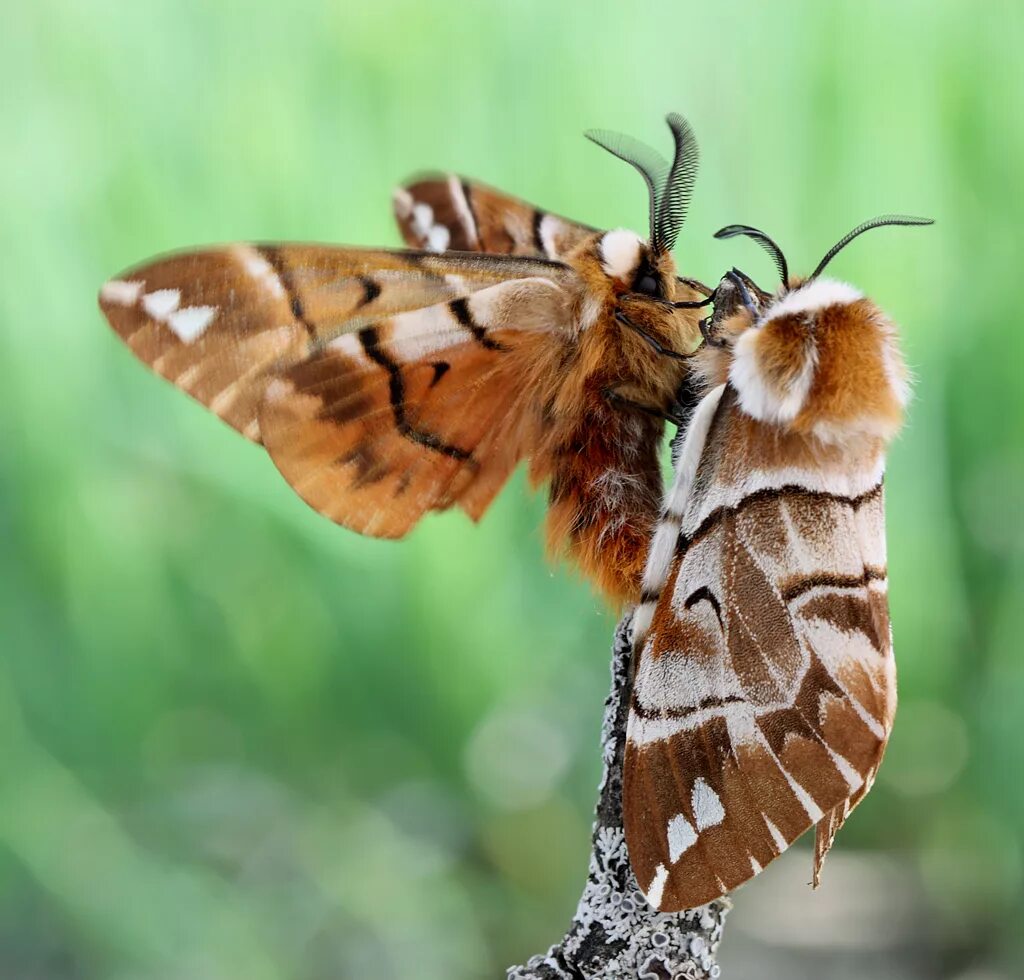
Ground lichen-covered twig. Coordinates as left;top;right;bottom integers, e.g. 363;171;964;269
507;618;729;979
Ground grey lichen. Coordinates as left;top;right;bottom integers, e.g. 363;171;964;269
506;619;729;979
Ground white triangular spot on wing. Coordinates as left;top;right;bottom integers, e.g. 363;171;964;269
764;817;788;852
412;202;434;236
645;863;669;909
427;224;451;251
142;288;181;321
166;306;216;343
101;279;144;306
750;856;763;874
691;777;726;831
667;812;698;863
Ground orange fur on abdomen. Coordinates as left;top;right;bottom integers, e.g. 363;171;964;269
532;387;665;606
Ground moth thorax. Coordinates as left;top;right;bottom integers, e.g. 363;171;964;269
598;229;645;284
728;278;910;446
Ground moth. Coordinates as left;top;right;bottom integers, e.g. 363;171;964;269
624;215;932;911
99;114;710;605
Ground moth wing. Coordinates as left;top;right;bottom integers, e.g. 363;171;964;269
257;275;572;537
394;173;596;260
99;244;568;444
100;246;576;537
624;387;895;912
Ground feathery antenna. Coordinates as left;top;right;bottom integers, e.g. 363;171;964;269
585;113;700;255
714;224;790;286
810;215;934;280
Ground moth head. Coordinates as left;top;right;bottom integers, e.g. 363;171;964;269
576;114;707;340
707;215;934;446
594;227;676;296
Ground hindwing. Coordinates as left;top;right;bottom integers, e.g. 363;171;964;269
394;173;596;260
625;385;896;911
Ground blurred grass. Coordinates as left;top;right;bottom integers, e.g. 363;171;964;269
0;1;1022;977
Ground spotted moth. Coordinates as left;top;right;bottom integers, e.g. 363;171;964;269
624;216;931;910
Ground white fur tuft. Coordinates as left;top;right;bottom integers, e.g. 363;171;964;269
730;328;818;425
598;229;643;282
762;278;863;322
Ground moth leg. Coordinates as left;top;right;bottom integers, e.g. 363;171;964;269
614;310;693;361
675;274;716;302
602;384;685;426
698;316;729;349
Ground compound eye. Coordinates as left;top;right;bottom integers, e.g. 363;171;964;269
634;272;660;297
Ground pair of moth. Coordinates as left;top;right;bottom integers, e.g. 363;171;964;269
99;113;930;913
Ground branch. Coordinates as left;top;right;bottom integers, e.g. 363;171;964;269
506;617;730;979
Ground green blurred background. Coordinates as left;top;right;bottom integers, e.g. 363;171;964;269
2;2;1022;977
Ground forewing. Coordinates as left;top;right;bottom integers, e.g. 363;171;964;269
625;388;895;911
100;246;575;536
394;173;596;260
100;244;569;442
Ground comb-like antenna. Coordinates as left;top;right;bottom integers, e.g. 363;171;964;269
714;224;789;286
584;129;669;249
810;215;935;280
585;114;701;254
654;114;700;255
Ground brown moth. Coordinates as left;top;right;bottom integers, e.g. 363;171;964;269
99;115;709;605
624;216;932;911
